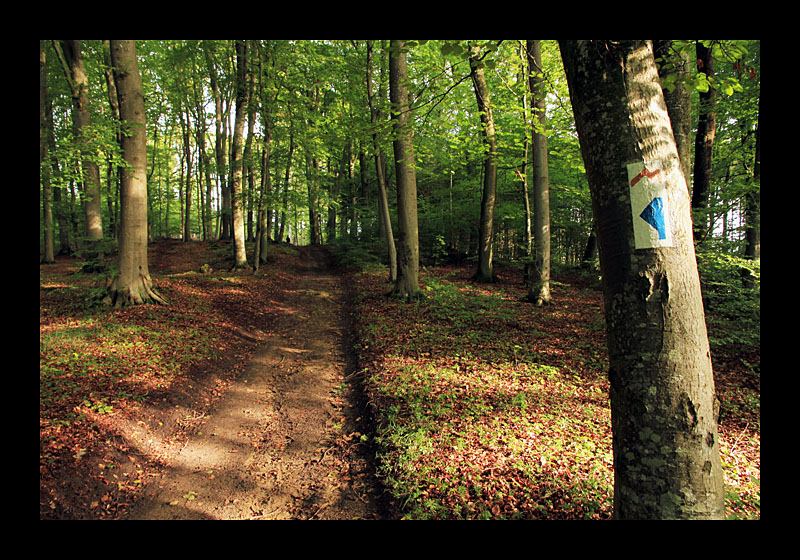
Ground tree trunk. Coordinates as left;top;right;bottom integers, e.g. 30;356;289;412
307;156;323;245
204;41;230;240
367;40;397;283
653;40;692;190
198;119;214;240
102;40;122;240
40;41;56;264
278;130;294;243
525;40;552;305
182;108;193;241
388;40;422;300
254;44;273;269
104;40;166;308
469;43;498;283
692;41;717;244
55;40;104;263
230;40;250;269
559;40;724;520
742;96;760;288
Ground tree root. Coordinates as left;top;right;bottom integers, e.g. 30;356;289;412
103;272;169;308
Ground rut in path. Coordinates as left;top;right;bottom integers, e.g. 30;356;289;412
124;245;389;520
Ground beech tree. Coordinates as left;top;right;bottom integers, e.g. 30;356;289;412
54;40;104;264
366;40;397;283
692;41;717;244
469;42;499;283
230;40;250;269
559;40;724;519
104;40;166;307
525;40;551;305
40;41;55;264
388;40;422;299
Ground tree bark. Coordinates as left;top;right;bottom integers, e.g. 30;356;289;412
55;40;104;263
744;95;760;261
102;40;122;240
742;96;760;288
181;108;193;242
388;40;422;299
469;43;498;283
255;41;273;267
367;40;397;283
104;40;166;308
525;40;551;305
559;40;724;520
204;41;230;240
230;40;250;269
653;40;692;190
692;41;717;244
40;41;56;264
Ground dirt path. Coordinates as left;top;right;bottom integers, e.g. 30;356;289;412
124;246;389;520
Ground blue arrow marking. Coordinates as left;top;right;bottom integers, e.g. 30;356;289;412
639;197;667;240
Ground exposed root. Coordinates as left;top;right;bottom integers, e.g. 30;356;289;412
103;272;169;308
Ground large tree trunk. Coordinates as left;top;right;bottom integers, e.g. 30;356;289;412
525;40;551;305
559;40;724;520
230;40;250;269
469;43;498;283
104;40;166;308
388;40;422;300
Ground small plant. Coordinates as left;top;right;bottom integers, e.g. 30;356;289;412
83;395;113;414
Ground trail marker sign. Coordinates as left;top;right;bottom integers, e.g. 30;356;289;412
627;162;673;249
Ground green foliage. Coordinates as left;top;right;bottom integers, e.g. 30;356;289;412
355;266;615;519
328;237;386;273
696;250;760;351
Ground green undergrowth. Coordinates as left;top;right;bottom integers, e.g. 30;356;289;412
351;258;760;520
353;267;615;519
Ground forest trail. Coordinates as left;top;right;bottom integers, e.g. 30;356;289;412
123;245;387;520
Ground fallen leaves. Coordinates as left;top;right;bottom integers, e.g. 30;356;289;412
351;263;758;520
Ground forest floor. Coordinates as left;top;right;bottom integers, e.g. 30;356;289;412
40;240;397;520
40;239;760;520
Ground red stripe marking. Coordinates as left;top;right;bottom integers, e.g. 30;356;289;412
630;167;661;187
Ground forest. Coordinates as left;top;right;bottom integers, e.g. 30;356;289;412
40;40;759;520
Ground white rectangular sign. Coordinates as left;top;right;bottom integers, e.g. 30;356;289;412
627;161;673;249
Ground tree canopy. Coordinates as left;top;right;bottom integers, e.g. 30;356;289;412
41;40;760;272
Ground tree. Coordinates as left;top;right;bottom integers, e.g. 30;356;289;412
559;40;724;519
254;40;275;269
203;40;231;240
469;43;499;283
653;40;692;188
388;40;422;300
744;95;760;261
54;40;104;263
40;41;56;264
104;40;166;307
525;40;552;305
366;40;397;283
230;40;250;269
692;41;717;244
